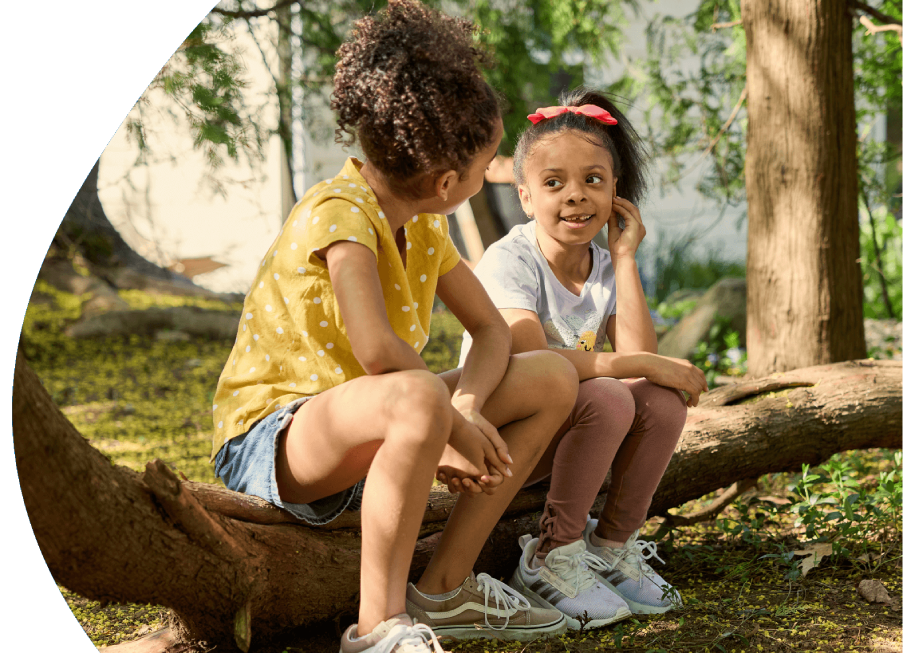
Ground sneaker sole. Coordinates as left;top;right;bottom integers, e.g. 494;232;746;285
594;576;676;615
429;617;567;642
510;572;631;630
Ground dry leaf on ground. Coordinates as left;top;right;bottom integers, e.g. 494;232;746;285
858;579;893;605
792;542;834;577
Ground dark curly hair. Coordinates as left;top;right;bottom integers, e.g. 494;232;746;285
513;88;649;206
332;0;501;199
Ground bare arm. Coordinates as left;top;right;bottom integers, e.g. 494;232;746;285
324;241;428;375
437;259;512;414
606;197;657;353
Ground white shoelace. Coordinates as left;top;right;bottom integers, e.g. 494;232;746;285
605;535;666;581
547;548;612;593
474;572;532;631
372;623;443;653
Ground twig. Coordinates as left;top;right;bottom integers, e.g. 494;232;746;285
651;478;758;539
711;20;742;30
859;15;903;43
861;189;897;319
677;83;748;180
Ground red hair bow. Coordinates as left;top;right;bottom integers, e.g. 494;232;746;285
526;104;618;126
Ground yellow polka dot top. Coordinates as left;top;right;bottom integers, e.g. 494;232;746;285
211;157;461;460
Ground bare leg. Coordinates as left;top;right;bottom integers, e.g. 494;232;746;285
415;351;578;594
277;370;453;635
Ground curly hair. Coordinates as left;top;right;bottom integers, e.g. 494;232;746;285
332;0;500;199
512;88;649;206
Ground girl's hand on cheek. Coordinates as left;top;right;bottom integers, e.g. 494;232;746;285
608;197;646;262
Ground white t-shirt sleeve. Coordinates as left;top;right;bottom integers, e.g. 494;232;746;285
472;241;541;313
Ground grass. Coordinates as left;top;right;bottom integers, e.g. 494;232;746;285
19;282;902;651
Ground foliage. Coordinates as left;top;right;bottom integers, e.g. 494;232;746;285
627;0;901;208
130;18;267;171
651;231;746;304
860;203;903;320
689;315;746;387
463;0;637;152
790;452;902;562
125;0;639;175
617;0;748;206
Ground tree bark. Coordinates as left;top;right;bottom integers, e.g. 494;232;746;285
14;353;900;652
741;0;866;377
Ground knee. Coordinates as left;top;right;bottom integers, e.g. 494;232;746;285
526;350;580;414
384;371;453;449
637;381;688;431
650;382;688;415
578;377;635;433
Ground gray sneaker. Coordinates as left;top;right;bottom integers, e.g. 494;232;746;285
340;614;444;653
406;572;567;641
509;534;632;630
583;518;682;614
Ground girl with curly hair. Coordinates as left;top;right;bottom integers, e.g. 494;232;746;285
460;88;708;629
211;2;576;650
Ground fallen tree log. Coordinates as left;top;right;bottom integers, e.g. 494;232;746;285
13;354;900;652
65;306;241;340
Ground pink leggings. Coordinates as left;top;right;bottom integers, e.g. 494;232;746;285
528;377;687;556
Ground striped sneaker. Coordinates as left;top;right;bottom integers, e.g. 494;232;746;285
405;572;567;641
509;535;631;630
583;518;682;614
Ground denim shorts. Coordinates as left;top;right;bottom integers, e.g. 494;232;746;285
214;396;364;525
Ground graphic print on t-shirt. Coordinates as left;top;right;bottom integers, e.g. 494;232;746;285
543;311;605;351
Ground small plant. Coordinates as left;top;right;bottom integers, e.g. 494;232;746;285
789;452;902;560
690;315;747;386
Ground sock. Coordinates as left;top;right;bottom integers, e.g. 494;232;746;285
416;582;462;601
590;530;625;549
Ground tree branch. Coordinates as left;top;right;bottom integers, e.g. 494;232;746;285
711;20;742;30
851;1;902;27
678;83;748;181
651;478;758;540
210;0;298;20
859;15;903;43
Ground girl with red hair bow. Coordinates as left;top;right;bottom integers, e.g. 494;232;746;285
460;87;708;629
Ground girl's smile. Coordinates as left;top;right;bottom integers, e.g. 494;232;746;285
517;132;617;248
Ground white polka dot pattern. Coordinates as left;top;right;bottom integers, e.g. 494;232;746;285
212;157;461;458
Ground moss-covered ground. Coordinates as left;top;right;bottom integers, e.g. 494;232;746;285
20;283;902;651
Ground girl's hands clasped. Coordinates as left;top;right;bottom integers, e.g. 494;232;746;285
436;407;513;496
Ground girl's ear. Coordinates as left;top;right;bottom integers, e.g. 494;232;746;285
434;170;456;202
517;185;534;218
612;178;618;198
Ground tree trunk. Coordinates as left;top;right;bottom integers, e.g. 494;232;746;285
741;0;865;377
14;353;900;652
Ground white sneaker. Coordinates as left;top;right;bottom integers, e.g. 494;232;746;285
340;614;444;653
583;518;682;614
509;534;632;630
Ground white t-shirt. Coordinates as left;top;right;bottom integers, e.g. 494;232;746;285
460;221;616;365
